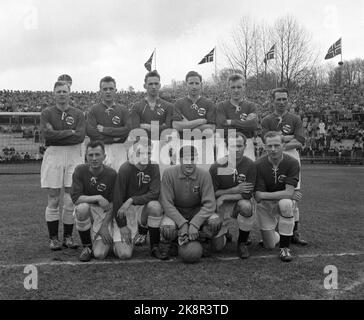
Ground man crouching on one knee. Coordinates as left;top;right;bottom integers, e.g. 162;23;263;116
112;138;169;260
255;131;302;262
71;140;118;262
209;132;257;259
160;145;223;258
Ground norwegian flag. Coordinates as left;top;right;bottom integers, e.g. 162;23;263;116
325;38;342;60
263;44;275;64
198;48;215;64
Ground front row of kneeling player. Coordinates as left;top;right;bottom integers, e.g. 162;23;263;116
68;130;302;263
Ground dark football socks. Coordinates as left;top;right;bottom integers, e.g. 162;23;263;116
238;229;250;245
279;235;291;248
47;220;59;239
138;224;148;236
78;229;92;247
63;223;74;238
149;227;160;248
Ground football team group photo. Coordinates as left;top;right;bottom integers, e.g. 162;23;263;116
1;0;363;302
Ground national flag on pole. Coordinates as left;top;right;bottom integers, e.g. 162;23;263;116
144;51;154;71
198;48;215;64
324;38;342;60
263;44;275;64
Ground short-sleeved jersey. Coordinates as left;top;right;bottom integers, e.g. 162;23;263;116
86;102;130;144
40;106;86;146
130;97;174;131
172;96;216;124
255;154;300;192
261;112;305;145
216;100;259;138
113;162;160;226
70;164;117;204
209;156;257;199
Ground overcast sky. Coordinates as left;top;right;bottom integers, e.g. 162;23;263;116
0;0;363;92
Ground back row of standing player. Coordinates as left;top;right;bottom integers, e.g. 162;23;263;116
40;71;307;263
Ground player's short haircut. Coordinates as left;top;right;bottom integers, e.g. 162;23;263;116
179;145;198;161
271;87;289;100
86;140;105;154
185;71;202;83
263;131;284;144
58;74;72;85
225;131;247;146
53;81;70;91
144;70;161;83
99;76;116;89
228;74;244;84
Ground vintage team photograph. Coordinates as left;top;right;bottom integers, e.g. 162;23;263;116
0;0;363;303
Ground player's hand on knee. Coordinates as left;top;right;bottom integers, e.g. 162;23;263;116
97;224;113;246
188;224;199;241
292;191;302;201
119;226;131;245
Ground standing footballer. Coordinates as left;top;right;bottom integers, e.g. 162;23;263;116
86;76;130;171
255;131;302;262
71;140;118;262
40;81;86;250
261;88;307;246
216;74;259;161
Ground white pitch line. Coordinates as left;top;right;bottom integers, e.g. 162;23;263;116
0;252;363;269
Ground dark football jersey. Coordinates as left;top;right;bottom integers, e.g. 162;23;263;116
261;112;305;145
71;164;117;203
216;100;258;138
209;156;257;199
255;154;300;192
172;96;216;124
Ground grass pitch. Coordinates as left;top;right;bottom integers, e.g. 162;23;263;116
0;165;363;300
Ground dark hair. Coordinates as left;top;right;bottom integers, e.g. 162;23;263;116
271;87;288;100
225;131;247;146
185;71;202;82
144;70;160;83
99;76;116;89
86;140;105;154
179;145;198;160
228;74;244;83
58;74;72;84
53;81;70;91
263;131;284;143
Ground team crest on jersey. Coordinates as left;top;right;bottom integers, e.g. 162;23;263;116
240;113;248;121
112;116;120;125
142;174;151;184
156;106;165;116
65;116;75;126
197;108;206;117
282;124;291;134
90;177;97;186
237;174;246;183
96;183;107;192
278;174;287;183
193;185;200;193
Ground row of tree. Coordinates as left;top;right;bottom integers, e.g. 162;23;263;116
220;15;364;91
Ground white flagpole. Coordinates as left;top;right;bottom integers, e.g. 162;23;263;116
214;46;217;79
154;48;157;70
